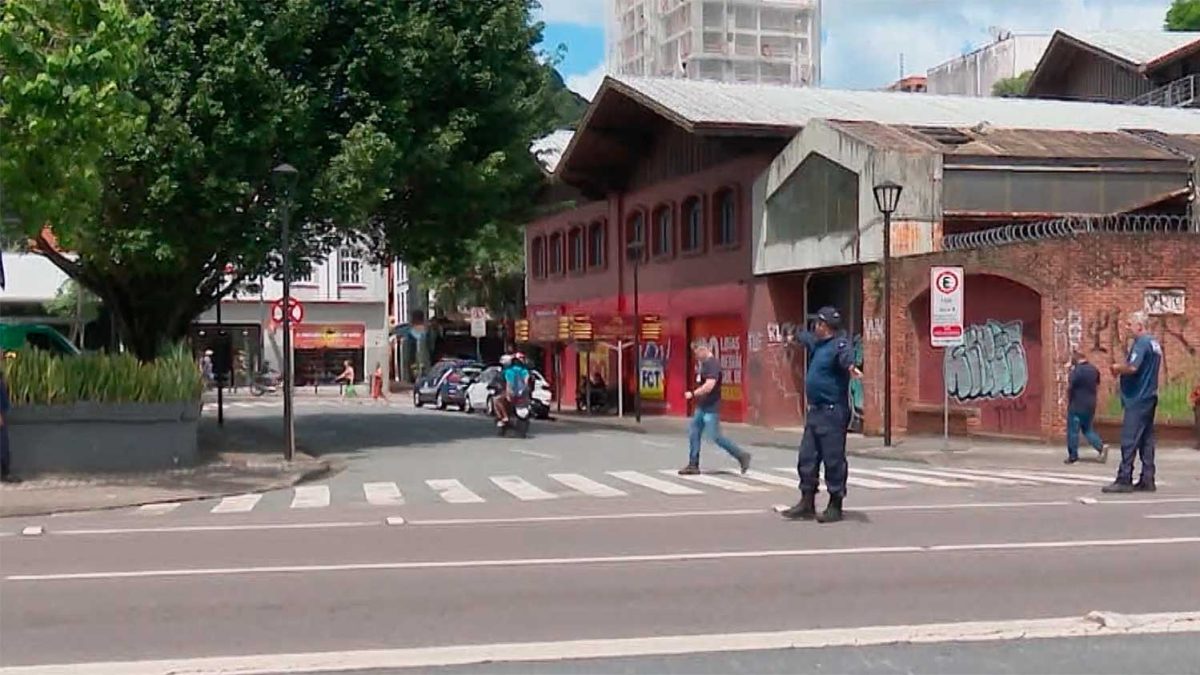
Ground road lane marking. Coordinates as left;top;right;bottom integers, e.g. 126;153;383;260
640;440;674;448
548;473;626;498
363;482;404;506
662;470;768;493
508;447;557;459
136;503;182;515
854;468;973;487
883;467;1031;486
1145;512;1200;519
770;468;906;490
490;476;558;501
1036;471;1119;484
209;494;261;514
9;537;1200;582
5;611;1197;675
290;485;330;509
44;522;376;536
607;471;703;495
426;479;485;504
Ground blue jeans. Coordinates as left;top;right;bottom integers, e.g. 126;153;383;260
1116;398;1157;485
688;408;745;467
1066;410;1104;461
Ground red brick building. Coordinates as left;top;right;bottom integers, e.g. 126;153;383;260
526;76;1200;439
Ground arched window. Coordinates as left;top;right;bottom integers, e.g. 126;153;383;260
530;236;546;278
652;204;673;258
714;188;737;247
681;195;704;253
588;220;606;269
548;231;564;275
625;210;647;262
567;226;585;273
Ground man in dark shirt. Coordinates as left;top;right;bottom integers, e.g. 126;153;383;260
0;366;16;483
1065;350;1107;464
679;342;751;476
780;306;861;523
1103;311;1162;493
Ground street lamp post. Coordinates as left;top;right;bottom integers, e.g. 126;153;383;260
872;181;903;448
273;163;300;461
626;237;643;423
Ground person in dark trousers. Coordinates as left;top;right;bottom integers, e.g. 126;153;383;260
781;306;861;523
1190;383;1200;451
1103;311;1162;494
679;342;752;476
1065;350;1108;464
0;366;17;483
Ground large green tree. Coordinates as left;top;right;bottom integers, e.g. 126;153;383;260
1165;0;1200;30
3;0;554;360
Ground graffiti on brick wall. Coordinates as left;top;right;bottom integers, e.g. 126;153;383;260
944;320;1029;401
1144;288;1185;316
1051;309;1083;407
1087;308;1195;363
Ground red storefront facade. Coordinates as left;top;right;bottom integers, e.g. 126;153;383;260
523;80;792;422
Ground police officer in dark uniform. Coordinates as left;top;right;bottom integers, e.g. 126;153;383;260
781;306;861;523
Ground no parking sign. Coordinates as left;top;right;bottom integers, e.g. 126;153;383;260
930;267;964;347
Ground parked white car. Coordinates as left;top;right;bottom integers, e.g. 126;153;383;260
464;366;553;418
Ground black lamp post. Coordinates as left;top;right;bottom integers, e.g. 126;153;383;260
872;180;903;448
626;236;644;423
273;163;300;461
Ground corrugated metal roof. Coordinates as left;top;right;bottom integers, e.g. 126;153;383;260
1064;30;1200;66
530;130;574;173
606;75;1200;134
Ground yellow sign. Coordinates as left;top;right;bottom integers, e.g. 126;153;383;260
639;362;664;401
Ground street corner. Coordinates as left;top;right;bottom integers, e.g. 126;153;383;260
0;452;340;519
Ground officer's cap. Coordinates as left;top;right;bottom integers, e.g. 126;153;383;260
815;306;842;329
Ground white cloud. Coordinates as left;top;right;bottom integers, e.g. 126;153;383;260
536;0;607;26
567;62;608;100
823;0;1173;89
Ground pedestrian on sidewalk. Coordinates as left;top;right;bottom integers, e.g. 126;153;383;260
0;363;18;484
1103;311;1162;494
371;363;387;401
1189;382;1199;450
1064;350;1108;464
780;306;862;523
679;342;752;476
336;360;358;398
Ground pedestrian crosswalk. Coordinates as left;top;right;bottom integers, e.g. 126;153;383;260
131;465;1128;516
202;398;396;412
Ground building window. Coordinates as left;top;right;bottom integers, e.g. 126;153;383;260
714;188;737;247
626;210;647;261
567;226;585;273
588;220;606;269
548;231;564;275
293;267;317;285
338;248;363;285
530;236;546;278
682;196;704;253
652;204;673;258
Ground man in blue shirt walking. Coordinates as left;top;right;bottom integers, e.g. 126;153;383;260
781;307;861;523
1103;311;1162;493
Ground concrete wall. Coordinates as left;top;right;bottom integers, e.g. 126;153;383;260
927;34;1051;97
755;119;941;276
0;253;69;304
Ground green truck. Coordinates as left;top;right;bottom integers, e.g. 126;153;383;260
0;323;80;356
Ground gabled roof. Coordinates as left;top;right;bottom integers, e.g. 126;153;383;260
530;130;574;174
1062;30;1200;69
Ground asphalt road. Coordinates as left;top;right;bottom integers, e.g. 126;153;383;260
2;401;1198;674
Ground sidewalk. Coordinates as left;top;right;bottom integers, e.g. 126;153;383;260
548;410;1200;475
0;419;340;518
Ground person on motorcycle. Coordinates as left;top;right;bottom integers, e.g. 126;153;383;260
496;354;531;427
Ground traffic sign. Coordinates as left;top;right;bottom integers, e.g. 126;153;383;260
930;266;964;347
271;297;304;325
469;307;487;338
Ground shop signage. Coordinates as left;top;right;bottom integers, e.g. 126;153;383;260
570;313;594;341
639;342;666;402
639;314;663;342
689;316;745;404
293;323;366;350
594;314;635;341
515;319;531;343
469;307;487;338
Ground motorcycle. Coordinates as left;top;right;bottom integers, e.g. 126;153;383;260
250;368;282;397
497;392;532;438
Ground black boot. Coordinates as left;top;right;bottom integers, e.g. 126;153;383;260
1133;480;1156;492
1101;481;1133;494
781;493;816;520
817;495;844;523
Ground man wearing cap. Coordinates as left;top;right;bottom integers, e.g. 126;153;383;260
781;306;861;523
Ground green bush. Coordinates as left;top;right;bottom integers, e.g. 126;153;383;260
1103;380;1196;423
3;344;203;406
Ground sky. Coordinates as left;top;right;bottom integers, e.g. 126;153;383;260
536;0;1176;99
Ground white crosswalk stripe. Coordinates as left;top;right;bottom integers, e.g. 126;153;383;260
137;503;182;515
948;468;1099;486
1036;471;1117;484
771;467;906;489
363;482;404;506
291;485;331;509
882;466;1032;486
490;475;558;501
427;479;485;504
742;470;799;488
549;473;627;498
854;467;973;487
663;471;769;493
607;471;704;495
211;494;262;514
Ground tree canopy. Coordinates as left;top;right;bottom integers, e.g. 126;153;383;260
2;0;556;360
1165;0;1200;30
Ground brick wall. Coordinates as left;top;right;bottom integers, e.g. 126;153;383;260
860;233;1200;441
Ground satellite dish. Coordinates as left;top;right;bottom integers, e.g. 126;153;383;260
988;26;1011;42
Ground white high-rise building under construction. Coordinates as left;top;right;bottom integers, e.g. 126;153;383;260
608;0;821;86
